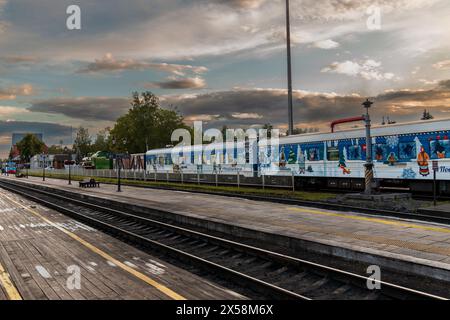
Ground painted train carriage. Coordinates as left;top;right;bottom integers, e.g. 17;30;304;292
146;141;257;175
146;119;450;194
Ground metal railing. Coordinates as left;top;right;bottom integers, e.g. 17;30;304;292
25;167;297;191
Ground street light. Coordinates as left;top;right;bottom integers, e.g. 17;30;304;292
363;99;374;195
286;0;294;136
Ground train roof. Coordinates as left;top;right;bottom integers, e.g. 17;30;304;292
278;118;450;145
146;118;450;154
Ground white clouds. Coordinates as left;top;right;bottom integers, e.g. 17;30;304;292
1;0;443;63
0;84;34;100
294;0;440;21
311;39;340;50
78;53;208;75
231;112;263;119
322;59;396;81
0;106;30;118
433;60;450;70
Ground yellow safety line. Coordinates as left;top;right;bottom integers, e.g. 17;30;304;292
0;262;22;300
4;194;186;301
288;207;450;234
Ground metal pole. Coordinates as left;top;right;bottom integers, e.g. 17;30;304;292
262;173;265;190
363;99;374;195
68;165;72;185
433;169;437;206
42;154;46;182
237;169;240;189
117;162;121;192
286;0;294;136
292;171;295;192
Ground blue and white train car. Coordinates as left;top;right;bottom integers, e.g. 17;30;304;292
146;118;450;193
267;118;450;192
146;141;257;175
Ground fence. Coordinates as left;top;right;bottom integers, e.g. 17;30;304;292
25;167;297;191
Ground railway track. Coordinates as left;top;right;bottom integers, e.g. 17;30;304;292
0;179;446;300
98;180;450;225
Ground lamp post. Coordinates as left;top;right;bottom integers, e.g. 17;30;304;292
363;99;374;195
285;0;294;136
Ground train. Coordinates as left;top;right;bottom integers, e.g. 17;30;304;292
145;118;450;194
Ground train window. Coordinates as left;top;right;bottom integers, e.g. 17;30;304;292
327;147;339;161
348;145;362;160
430;140;450;159
306;147;321;161
399;142;416;160
373;144;388;161
164;154;173;165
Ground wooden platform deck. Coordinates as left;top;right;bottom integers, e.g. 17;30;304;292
0;188;245;300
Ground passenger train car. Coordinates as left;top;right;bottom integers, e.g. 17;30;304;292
145;118;450;194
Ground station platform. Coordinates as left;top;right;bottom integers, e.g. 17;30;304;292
3;176;450;287
0;184;245;300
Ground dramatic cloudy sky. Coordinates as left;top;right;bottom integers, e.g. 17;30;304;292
1;0;450;156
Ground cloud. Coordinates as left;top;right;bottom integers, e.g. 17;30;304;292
311;39;340;50
214;0;266;9
161;80;450;129
143;77;206;90
0;106;30;118
231;112;263;119
433;60;450;70
294;0;440;21
77;53;208;76
0;56;38;64
21;79;450;131
28;97;130;121
321;59;396;81
0;84;35;100
0;0;444;63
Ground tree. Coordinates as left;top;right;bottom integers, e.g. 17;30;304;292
48;145;73;155
91;128;111;152
16;134;46;162
47;145;64;154
109;92;188;153
73;126;92;161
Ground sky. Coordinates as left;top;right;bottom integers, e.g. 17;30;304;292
1;0;450;157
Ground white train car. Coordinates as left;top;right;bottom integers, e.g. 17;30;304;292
146;118;450;193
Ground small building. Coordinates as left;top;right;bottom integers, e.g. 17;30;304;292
30;154;54;169
52;154;72;169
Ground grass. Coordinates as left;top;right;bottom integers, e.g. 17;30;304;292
24;171;337;202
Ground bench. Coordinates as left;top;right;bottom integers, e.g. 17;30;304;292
79;178;100;188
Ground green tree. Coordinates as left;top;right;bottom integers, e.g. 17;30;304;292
47;145;64;154
73;126;92;161
16;134;46;162
109;92;188;153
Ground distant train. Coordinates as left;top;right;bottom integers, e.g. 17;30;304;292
145;118;450;194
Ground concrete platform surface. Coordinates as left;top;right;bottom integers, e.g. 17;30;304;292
0;185;245;300
4;176;450;281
